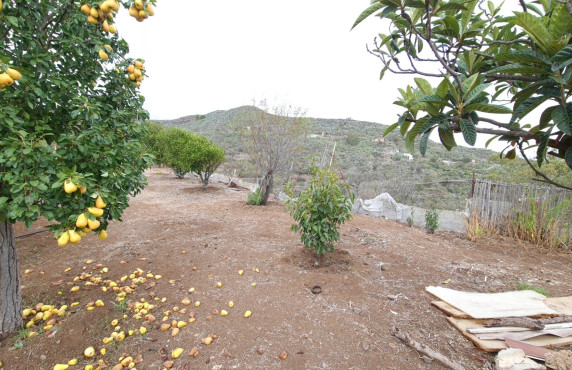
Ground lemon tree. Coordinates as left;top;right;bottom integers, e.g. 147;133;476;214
0;0;156;336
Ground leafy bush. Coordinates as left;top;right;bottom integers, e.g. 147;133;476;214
425;207;439;234
143;126;225;183
193;136;226;189
247;188;263;206
286;165;354;255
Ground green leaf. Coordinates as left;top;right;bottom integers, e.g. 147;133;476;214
436;2;468;12
438;124;456;150
460;0;478;34
419;129;432;156
464;83;491;104
404;120;425;153
538;106;558;130
442;15;460;37
548;4;572;39
565;146;572;170
536;126;553;167
551;45;572;63
351;3;385;30
512;12;551;51
464;103;512;114
459;118;477;146
495;50;551;66
414;78;434;96
383;122;399;137
461;74;480;98
552;104;572;136
435;79;449;98
505;148;516;159
487;64;547;75
485;135;499;148
511;95;554;123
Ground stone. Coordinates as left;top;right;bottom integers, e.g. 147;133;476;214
495;348;546;370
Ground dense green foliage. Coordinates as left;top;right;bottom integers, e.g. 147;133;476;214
286;165;354;255
354;0;572;189
144;126;225;186
0;0;152;232
0;0;156;334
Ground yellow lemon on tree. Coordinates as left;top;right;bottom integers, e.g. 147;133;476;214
87;15;98;24
89;7;98;18
109;24;117;33
6;68;22;81
0;72;13;87
98;230;108;240
98;49;109;61
134;0;143;10
80;4;91;15
95;196;106;209
64;179;77;193
68;229;82;244
128;6;138;17
147;3;155;16
57;231;70;247
88;207;104;217
87;218;101;230
134;60;143;68
76;213;88;228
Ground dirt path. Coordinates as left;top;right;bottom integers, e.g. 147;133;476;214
2;168;571;369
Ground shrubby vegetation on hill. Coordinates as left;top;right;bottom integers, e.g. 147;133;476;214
155;106;571;210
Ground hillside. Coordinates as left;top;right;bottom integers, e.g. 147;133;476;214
154;106;570;211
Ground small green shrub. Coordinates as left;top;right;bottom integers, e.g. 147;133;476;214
516;282;548;297
247;188;263;206
425;207;439;234
286;165;354;255
407;208;415;227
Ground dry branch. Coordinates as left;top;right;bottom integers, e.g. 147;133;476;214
391;327;465;370
484;316;572;330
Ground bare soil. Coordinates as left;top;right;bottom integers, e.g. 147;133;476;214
2;168;572;369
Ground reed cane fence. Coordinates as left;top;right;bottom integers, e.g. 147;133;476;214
468;179;571;248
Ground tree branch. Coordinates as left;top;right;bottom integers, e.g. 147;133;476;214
449;123;540;140
517;142;572;191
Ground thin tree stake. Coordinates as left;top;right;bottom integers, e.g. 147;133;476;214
391;328;465;370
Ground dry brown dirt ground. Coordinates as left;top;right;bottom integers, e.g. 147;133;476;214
2;168;572;369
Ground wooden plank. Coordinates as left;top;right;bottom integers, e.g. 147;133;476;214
505;339;556;361
426;287;559;319
545;296;572;316
431;300;471;319
447;317;572;353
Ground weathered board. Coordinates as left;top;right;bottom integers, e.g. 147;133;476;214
426;287;559;319
447;317;572;352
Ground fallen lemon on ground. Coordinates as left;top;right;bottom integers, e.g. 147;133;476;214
244;310;252;318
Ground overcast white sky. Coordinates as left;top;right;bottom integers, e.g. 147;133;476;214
116;0;511;152
117;1;408;121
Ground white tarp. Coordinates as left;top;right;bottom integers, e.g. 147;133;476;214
426;286;559;319
354;193;403;220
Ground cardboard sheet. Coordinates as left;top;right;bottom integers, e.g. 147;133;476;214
545;296;572;315
431;300;472;318
447;317;572;352
426;286;559;319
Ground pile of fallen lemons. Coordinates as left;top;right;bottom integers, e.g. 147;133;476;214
56;179;107;246
17;259;267;369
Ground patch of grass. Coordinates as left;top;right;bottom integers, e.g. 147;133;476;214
13;340;24;349
17;328;30;340
114;300;128;313
516;282;548;297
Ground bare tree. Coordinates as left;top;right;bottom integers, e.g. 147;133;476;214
235;100;311;205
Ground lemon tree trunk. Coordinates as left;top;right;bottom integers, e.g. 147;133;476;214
0;220;22;339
